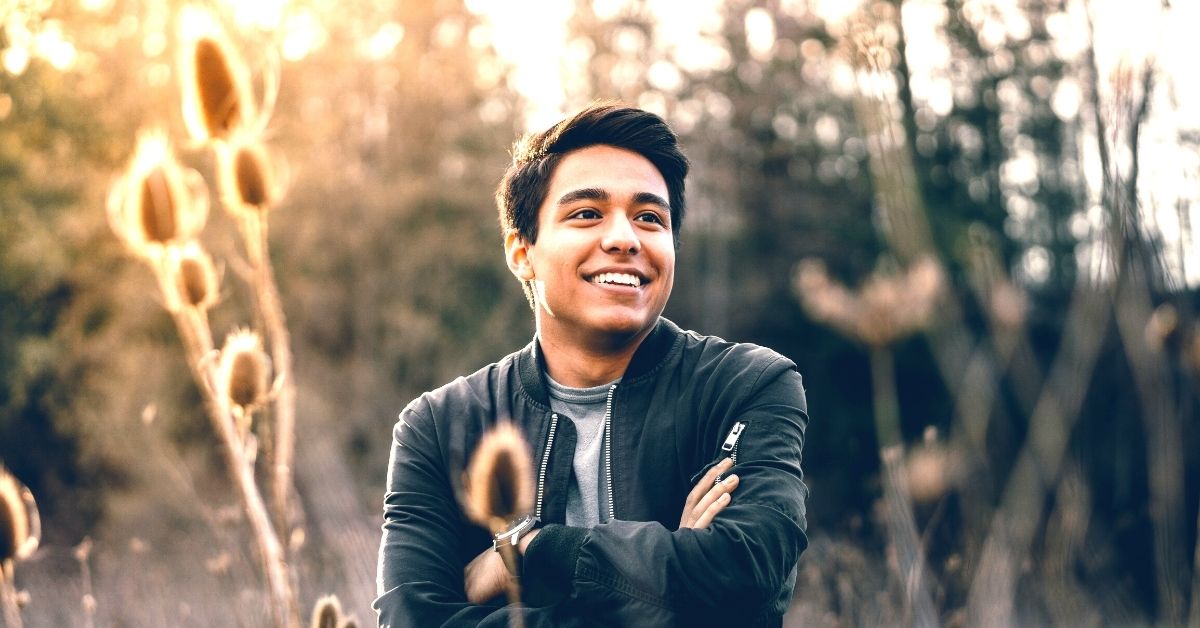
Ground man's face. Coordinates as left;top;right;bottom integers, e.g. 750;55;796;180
506;144;676;348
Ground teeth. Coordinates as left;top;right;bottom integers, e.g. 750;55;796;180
593;272;641;287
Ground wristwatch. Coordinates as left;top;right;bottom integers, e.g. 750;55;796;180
493;514;540;576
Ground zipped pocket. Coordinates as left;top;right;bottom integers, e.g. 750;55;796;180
721;421;746;461
688;421;748;484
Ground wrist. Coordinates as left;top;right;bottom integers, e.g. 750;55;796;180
517;528;540;555
493;514;540;576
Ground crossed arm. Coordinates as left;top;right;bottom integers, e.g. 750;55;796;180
463;458;741;603
376;367;808;626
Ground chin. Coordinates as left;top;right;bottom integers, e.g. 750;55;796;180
589;312;657;339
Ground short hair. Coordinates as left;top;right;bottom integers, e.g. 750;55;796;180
496;102;689;247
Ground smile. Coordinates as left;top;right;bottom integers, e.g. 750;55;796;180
589;272;645;287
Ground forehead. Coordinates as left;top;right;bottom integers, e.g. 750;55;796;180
543;145;668;205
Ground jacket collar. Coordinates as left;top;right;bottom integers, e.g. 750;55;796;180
517;317;682;407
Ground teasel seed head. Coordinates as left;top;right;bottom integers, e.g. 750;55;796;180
217;329;270;414
795;256;943;346
0;464;40;564
217;138;282;215
108;130;209;260
463;423;535;532
166;241;220;312
310;594;342;628
178;6;254;143
1144;303;1179;351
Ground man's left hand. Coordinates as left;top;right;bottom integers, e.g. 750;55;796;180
464;529;540;604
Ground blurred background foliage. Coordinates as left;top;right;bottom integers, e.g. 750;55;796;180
1;0;1198;625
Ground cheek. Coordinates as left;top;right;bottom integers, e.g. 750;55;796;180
657;244;676;279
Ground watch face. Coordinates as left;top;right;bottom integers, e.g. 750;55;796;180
496;514;537;542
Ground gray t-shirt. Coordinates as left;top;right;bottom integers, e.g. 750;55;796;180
545;375;617;527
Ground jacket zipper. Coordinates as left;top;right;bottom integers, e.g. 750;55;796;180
715;421;746;482
535;413;559;519
537;385;618;522
604;383;617;522
722;421;746;464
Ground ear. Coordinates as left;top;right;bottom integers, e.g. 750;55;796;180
504;230;535;281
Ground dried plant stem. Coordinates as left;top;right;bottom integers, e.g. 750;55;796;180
0;561;21;628
246;214;298;541
167;305;299;627
868;347;938;628
965;287;1110;627
495;544;525;628
1082;3;1186;620
77;543;95;628
1113;268;1186;624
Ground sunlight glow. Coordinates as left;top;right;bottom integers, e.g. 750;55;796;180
78;0;114;11
744;8;776;63
2;46;30;75
466;0;573;130
280;10;325;62
360;22;405;61
225;0;289;31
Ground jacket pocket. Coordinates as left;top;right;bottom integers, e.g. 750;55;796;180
688;420;748;485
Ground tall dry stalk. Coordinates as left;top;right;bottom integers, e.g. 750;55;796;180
180;3;297;541
463;423;536;628
107;131;298;626
104;8;304;624
1082;9;1188;620
215;136;299;540
840;9;1116;625
74;537;96;628
795;259;942;626
828;3;1191;626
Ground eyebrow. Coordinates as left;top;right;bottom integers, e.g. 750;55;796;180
556;187;671;212
632;191;671;212
557;187;608;207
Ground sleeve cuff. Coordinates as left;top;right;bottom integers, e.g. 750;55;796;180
521;523;586;607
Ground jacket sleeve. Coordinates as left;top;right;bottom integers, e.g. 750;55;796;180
520;361;809;625
374;401;574;627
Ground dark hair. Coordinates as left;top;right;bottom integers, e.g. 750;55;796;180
496;102;689;247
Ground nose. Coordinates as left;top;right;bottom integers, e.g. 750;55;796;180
600;213;640;255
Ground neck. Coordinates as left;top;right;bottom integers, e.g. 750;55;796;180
536;320;652;388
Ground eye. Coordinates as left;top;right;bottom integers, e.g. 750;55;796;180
636;211;667;226
571;208;601;220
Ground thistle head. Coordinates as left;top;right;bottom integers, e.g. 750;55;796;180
178;6;255;143
904;427;963;503
310;594;341;628
217;329;270;413
108;130;208;260
0;464;40;564
167;241;219;312
795;256;943;347
217;138;282;215
463;423;535;532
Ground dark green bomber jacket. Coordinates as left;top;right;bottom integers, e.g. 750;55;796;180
374;317;809;627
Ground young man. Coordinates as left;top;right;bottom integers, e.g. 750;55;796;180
375;103;809;626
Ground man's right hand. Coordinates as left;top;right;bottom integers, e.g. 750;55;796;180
679;457;740;529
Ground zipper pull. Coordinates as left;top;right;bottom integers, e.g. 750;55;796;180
721;422;746;452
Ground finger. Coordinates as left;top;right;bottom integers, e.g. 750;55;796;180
685;458;734;511
691;473;738;518
692;492;732;529
681;459;735;525
683;474;739;528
